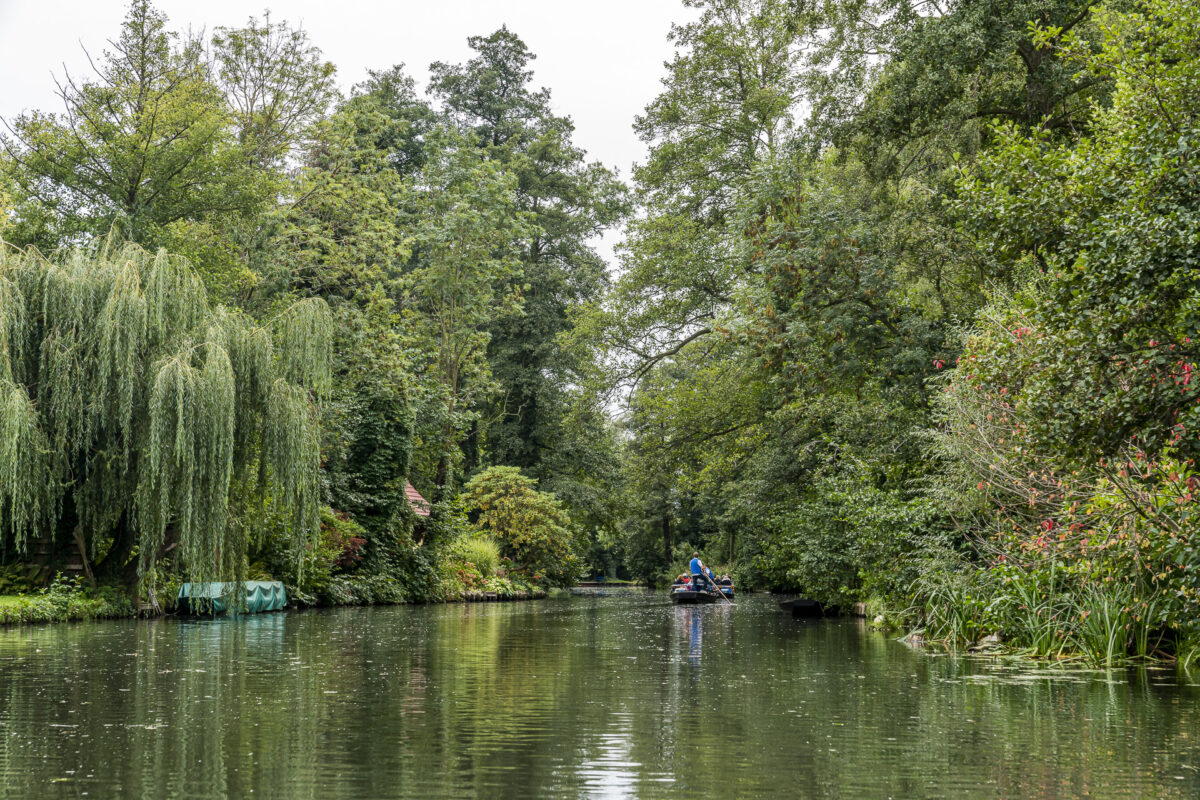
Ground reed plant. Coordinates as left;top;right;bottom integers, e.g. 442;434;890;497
916;570;1001;645
1004;565;1076;659
1076;583;1132;666
452;535;501;578
1178;635;1200;671
1130;593;1167;661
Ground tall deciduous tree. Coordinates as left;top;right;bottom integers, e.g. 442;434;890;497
429;28;552;149
583;0;806;394
428;30;628;548
212;13;338;169
822;0;1105;175
353;65;438;179
275;101;412;303
403;130;529;500
0;1;257;250
573;0;810;576
634;0;805;222
271;97;417;550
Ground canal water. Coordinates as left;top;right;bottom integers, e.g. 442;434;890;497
0;591;1198;798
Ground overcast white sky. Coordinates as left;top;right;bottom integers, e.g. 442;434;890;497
0;0;696;262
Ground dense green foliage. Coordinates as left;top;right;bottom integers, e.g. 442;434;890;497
0;239;329;601
459;466;582;587
5;0;1200;663
586;0;1200;665
0;577;134;625
0;0;622;612
426;30;629;533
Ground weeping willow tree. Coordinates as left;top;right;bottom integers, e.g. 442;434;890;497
0;236;331;597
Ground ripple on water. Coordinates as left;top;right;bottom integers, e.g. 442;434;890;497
0;595;1198;798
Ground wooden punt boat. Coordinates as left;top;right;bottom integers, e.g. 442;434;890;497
778;598;828;618
670;580;735;604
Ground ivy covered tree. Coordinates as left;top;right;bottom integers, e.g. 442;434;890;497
270;95;419;568
0;238;331;597
351;65;438;181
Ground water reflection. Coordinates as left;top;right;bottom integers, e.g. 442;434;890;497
671;606;705;666
0;594;1197;799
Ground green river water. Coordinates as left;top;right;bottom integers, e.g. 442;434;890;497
0;590;1198;799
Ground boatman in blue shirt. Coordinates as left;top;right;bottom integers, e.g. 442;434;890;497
689;552;713;589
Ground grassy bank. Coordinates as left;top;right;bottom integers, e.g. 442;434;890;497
0;579;136;625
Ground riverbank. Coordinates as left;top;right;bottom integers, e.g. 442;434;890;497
0;576;552;627
788;597;1191;668
451;589;547;602
861;601;1193;668
0;584;135;625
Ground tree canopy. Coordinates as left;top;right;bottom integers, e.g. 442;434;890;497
0;238;330;595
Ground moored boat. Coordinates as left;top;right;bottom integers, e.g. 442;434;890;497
177;581;288;615
778;598;828;618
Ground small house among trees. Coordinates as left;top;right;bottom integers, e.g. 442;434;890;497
405;483;431;517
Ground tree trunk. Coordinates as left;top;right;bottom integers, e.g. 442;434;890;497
93;512;140;591
71;525;95;587
434;451;452;505
462;418;480;476
661;512;672;566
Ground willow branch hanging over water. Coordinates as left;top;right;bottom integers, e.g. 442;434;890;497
0;237;332;592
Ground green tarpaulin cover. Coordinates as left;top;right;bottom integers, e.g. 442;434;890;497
177;581;287;615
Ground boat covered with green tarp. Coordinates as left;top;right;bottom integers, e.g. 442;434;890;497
176;581;288;615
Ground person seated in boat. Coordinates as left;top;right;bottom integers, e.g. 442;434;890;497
689;553;714;589
719;574;733;586
672;574;688;587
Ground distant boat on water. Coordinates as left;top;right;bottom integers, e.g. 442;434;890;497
670;576;734;604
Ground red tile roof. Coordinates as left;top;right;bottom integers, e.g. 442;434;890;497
405;482;431;517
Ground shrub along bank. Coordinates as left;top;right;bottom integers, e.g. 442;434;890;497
0;577;135;625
